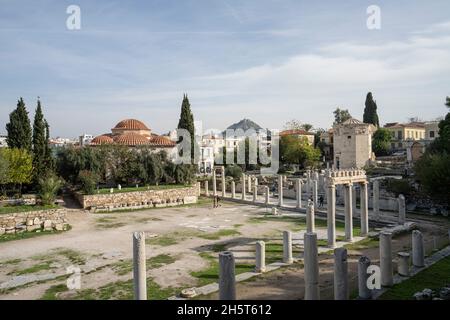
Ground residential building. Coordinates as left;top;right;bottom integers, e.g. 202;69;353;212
383;122;425;150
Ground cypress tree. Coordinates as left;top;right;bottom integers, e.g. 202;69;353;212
32;99;50;180
177;94;196;162
6;98;32;151
363;92;380;127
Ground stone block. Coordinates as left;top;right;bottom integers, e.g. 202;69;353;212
27;225;41;232
0;227;5;235
43;220;52;231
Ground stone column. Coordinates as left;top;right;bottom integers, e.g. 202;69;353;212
397;252;410;276
296;179;302;209
255;241;266;273
219;251;236;300
412;230;425;267
283;231;293;264
254;177;258;186
278;175;283;207
221;166;226;197
358;256;371;299
306;200;315;233
212;170;217;196
133;231;147;300
204;180;209;197
373;180;380;220
334;248;349;300
253;185;258;203
380;231;393;287
248;175;252;193
352;185;358;217
360;182;369;236
398;194;406;224
344;183;353;242
312;180;318;209
241;174;246;200
265;186;270;205
327;183;336;248
231;181;235;198
304;232;320;300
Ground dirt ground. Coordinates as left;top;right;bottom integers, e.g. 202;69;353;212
0;197;448;300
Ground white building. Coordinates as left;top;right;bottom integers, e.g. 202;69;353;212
79;134;94;146
0;135;7;148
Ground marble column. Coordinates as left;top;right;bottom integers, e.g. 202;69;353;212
133;231;147;300
255;241;266;273
265;186;270;204
248;175;252;193
306;200;315;233
397;252;410;276
253;185;258;203
373;180;380;220
278;175;283;207
283;231;293;264
312;180;318;209
212;170;217;196
344;183;353;242
352;185;357;217
296;179;302;209
380;231;393;287
412;230;425;267
241;174;246;200
221;166;226;197
219;251;236;300
205;180;209;197
358;256;371;299
398;194;406;224
231;181;235;198
334;248;349;300
304;232;320;300
360;182;369;236
327;183;336;248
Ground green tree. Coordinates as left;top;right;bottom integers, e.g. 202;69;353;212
78;170;99;195
363;92;380;127
372;128;392;156
38;172;62;205
3;148;33;194
280;135;321;169
177;94;196;162
32;99;48;181
6;98;32;151
333;108;352;124
301;123;313;132
0;149;10;193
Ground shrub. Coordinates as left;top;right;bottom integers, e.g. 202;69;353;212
78;170;98;195
38;172;63;205
385;178;412;196
225;165;243;181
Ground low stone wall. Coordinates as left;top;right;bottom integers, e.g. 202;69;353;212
0;209;69;235
75;184;199;211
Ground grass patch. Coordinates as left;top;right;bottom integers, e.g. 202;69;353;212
197;229;241;240
344;237;379;250
379;255;450;300
147;254;177;269
146;234;181;247
0;259;21;267
0;204;58;215
10;261;55;275
191;252;253;287
94;184;191;195
40;283;68;300
0;226;71;243
111;260;133;276
54;248;86;265
96;222;126;229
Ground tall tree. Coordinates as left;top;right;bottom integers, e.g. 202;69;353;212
333;108;352;124
6;98;32;151
301;123;313;132
363;92;380;127
32;99;47;180
372;128;392;156
177;94;196;162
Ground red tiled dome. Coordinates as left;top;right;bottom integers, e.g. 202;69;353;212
91;135;114;145
114;133;150;146
113;119;150;131
149;135;176;147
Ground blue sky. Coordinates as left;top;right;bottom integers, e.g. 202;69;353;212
1;0;450;138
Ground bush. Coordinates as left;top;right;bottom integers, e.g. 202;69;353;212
385;178;412;196
38;172;63;205
78;170;98;195
225;165;243;181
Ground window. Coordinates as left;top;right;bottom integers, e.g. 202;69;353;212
398;131;402;139
391;143;395;148
398;142;403;148
430;131;435;138
415;131;418;139
347;136;351;139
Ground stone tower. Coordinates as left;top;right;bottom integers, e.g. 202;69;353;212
333;118;375;169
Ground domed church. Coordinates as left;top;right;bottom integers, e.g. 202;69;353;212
91;119;176;149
